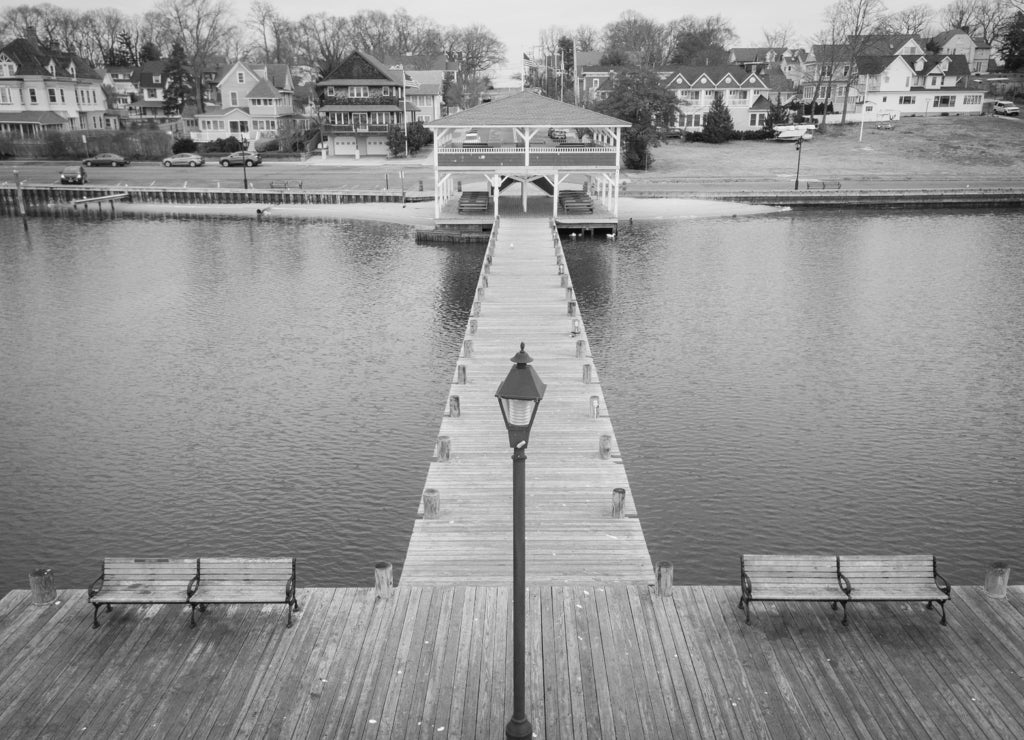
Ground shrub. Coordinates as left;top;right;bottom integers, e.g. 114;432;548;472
172;138;198;154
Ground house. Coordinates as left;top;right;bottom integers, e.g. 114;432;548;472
728;48;786;76
190;60;306;144
932;30;991;74
854;53;984;117
0;29;111;135
664;66;771;130
103;66;137;113
378;54;458;122
127;60;175;122
316;50;420;157
578;64;770;131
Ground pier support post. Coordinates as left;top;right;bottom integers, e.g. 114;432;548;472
374;562;393;599
469;319;478;335
590;396;601;418
435;436;451;462
561;274;569;288
656;561;674;596
598;434;612;459
576;340;587;358
612;488;625;518
29;568;56;605
423;489;441;519
985;561;1010;599
463;339;473;358
582;364;592;383
449;395;461;418
568;300;576;316
457;365;467;384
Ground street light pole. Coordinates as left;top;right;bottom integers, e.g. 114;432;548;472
794;139;803;191
495;343;546;740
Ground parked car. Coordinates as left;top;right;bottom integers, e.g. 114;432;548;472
993;100;1020;116
60;165;87;184
219;150;262;167
162;152;205;167
82;152;129;167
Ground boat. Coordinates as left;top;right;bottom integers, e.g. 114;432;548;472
773;124;815;142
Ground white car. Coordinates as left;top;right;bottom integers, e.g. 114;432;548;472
993;100;1020;116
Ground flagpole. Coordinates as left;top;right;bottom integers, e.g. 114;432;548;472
402;65;409;158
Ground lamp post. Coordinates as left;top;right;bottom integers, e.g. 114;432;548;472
793;139;804;191
495;342;546;740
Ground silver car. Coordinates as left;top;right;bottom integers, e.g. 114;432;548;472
162;152;206;167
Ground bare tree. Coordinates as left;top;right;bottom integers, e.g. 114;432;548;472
973;0;1013;42
445;24;506;78
574;25;599;52
763;24;795;48
295;13;350;75
603;11;673;67
157;0;237;112
941;0;982;30
881;4;936;35
247;0;278;64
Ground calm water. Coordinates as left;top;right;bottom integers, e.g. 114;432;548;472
1;209;1022;595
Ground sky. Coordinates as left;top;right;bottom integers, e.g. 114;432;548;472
56;0;936;66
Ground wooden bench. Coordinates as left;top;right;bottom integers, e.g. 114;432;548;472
805;180;841;190
88;557;196;628
269;179;302;189
840;555;951;625
187;557;300;628
739;554;851;624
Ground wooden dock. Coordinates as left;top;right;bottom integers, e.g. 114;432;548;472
400;215;652;586
1;584;1022;738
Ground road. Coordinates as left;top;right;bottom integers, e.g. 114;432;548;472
5;157;1021;195
3;158;435;194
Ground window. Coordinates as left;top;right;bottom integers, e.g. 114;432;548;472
230;92;238;106
48;89;57;103
0;87;12;104
0;60;15;76
964;94;982;105
749;112;766;126
933;95;954;108
60;89;65;103
29;88;37;104
681;113;705;127
728;90;748;104
152;74;161;84
898;95;915;105
349;86;369;98
326;86;336;97
237;72;244;83
678;90;700;103
381;87;391;96
591;78;600;89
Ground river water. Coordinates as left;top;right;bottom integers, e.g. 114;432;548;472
1;209;1022;595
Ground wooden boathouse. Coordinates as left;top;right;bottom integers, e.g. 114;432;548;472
424;91;629;234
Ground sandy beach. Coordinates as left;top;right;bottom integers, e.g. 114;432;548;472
115;196;783;225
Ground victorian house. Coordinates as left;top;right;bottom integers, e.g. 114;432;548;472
0;30;110;135
316;50;419;157
190;60;304;144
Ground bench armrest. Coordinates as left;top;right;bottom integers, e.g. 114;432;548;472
286;575;296;604
187;574;199;599
740;570;752;600
87;573;104;599
934;570;951;596
838;571;852;596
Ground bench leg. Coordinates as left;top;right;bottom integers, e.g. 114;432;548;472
93;603;102;628
190;603;198;628
839;601;848;626
929;600;948;625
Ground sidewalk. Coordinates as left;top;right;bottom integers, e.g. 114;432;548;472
299;150;433;167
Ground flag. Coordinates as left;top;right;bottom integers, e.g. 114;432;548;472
389;63;420;89
523;53;539;69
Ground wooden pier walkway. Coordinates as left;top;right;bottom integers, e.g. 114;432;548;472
400;215;652;586
2;584;1022;738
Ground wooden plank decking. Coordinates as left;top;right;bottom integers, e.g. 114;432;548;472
401;215;652;586
1;585;1022;738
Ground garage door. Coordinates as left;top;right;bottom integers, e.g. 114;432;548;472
367;137;390;156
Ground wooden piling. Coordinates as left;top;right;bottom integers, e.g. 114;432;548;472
457;364;466;384
590;395;601;418
29;568;56;605
463;339;473;358
435;436;451;462
612;488;625;519
576;339;587;358
599;434;612;459
656;561;674;595
374;562;393;599
449;395;461;418
583;364;592;383
985;562;1010;598
423;489;441;519
469;319;477;335
568;300;576;316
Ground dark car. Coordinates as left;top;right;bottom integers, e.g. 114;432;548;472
82;152;130;167
219;150;262;167
60;165;87;184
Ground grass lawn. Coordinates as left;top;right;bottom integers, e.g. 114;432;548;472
633;115;1024;184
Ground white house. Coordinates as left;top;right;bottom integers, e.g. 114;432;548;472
0;30;109;135
191;60;306;143
854;53;984;118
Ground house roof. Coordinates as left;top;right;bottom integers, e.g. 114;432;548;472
426;90;629;128
0;110;69;124
320;50;397;86
730;47;784;63
0;36;100;80
378;53;455;72
932;30;972;47
257;63;291;90
664;66;766;89
247;78;278;98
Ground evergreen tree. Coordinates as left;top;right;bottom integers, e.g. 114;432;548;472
702;93;734;143
761;93;789;137
1000;12;1024;72
595;67;677;170
163;44;193;116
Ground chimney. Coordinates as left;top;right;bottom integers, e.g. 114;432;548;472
26;25;41;46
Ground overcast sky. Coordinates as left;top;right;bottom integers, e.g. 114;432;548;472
64;0;939;63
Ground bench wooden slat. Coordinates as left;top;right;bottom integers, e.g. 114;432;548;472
189;557;299;627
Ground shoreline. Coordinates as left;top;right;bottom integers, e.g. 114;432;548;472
97;196;786;226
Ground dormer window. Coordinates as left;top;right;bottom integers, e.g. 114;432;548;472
153;74;161;84
0;59;15;77
68;62;76;78
237;72;244;83
47;61;56;76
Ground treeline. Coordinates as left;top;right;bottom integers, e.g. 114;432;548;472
0;1;505;78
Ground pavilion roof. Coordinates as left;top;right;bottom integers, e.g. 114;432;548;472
427;91;630;128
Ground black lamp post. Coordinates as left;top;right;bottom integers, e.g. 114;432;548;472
794;139;804;191
495;342;546;740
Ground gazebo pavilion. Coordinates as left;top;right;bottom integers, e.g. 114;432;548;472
424;91;630;231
